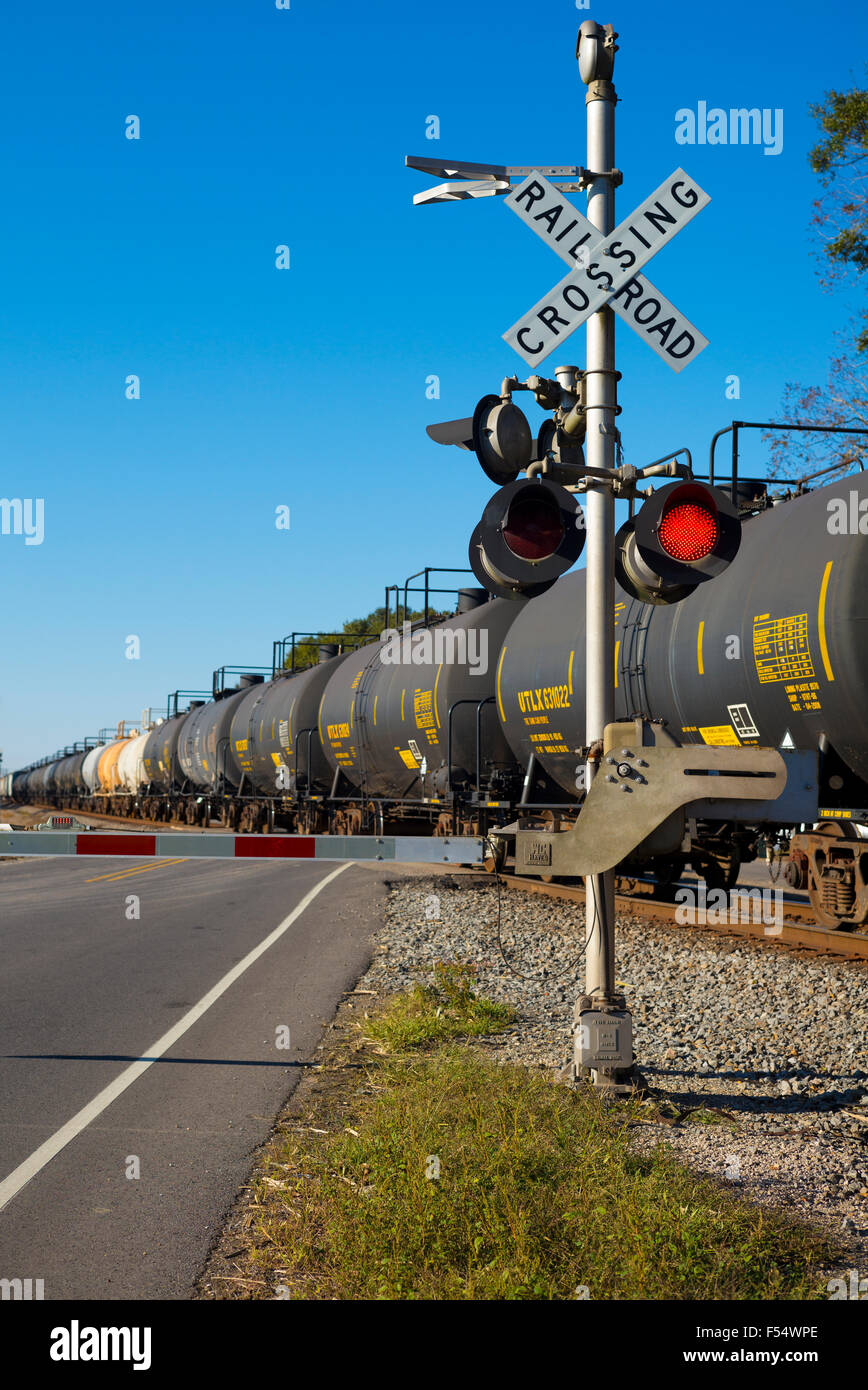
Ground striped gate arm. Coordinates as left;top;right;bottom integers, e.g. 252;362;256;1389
0;831;485;865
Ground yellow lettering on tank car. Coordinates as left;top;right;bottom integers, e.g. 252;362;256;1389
699;725;741;746
519;684;570;712
414;690;436;733
753;613;816;685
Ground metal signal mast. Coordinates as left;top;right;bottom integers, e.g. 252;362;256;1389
409;21;752;1090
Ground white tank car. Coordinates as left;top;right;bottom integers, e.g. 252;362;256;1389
81;745;107;793
115;733;149;793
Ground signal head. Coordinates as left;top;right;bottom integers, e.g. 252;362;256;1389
615;480;741;606
472;395;534;484
469;478;585;600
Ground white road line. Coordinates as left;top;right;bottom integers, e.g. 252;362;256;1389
0;862;353;1213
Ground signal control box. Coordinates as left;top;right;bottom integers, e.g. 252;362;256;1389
575;997;633;1072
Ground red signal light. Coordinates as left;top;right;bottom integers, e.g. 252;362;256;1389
657;500;719;562
503;495;565;560
614;479;742;607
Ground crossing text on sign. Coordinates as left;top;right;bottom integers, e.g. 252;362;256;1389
503;168;710;368
504;174;708;372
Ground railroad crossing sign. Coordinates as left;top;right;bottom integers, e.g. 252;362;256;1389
503;168;710;372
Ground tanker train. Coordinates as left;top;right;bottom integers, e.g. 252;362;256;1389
8;473;868;928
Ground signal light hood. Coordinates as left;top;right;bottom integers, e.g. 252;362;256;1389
471;395;534;484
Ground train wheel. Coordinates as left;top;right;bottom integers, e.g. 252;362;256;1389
687;849;733;893
807;874;857;929
816;820;860;840
805;823;864;929
649;858;682;900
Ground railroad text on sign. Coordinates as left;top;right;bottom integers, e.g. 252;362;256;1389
503;169;710;369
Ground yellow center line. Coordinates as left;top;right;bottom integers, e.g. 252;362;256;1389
85;858;188;884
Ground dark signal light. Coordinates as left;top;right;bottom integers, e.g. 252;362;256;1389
502;493;565;560
469;478;585;600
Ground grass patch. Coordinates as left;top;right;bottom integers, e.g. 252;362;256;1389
365;960;515;1052
243;977;834;1301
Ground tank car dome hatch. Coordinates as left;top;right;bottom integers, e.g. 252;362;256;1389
718;477;769;514
456;588;488;613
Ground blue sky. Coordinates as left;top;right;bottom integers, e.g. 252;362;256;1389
1;0;865;771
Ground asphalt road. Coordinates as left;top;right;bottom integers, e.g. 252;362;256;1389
0;854;384;1299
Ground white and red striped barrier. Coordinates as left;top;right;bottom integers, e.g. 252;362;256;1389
0;828;485;865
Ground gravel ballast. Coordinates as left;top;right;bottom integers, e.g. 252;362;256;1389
361;872;868;1274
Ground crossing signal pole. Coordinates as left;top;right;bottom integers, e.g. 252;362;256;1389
408;20;745;1090
578;21;619;1030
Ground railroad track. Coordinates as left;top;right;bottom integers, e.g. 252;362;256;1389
4;803;233;835
7;801;868;960
498;873;868;961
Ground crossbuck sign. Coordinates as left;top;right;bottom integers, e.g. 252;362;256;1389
503;169;710;372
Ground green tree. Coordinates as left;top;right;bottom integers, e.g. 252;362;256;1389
283;605;452;672
765;77;868;477
809;76;868;350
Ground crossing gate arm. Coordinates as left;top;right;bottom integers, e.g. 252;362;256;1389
0;832;486;866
